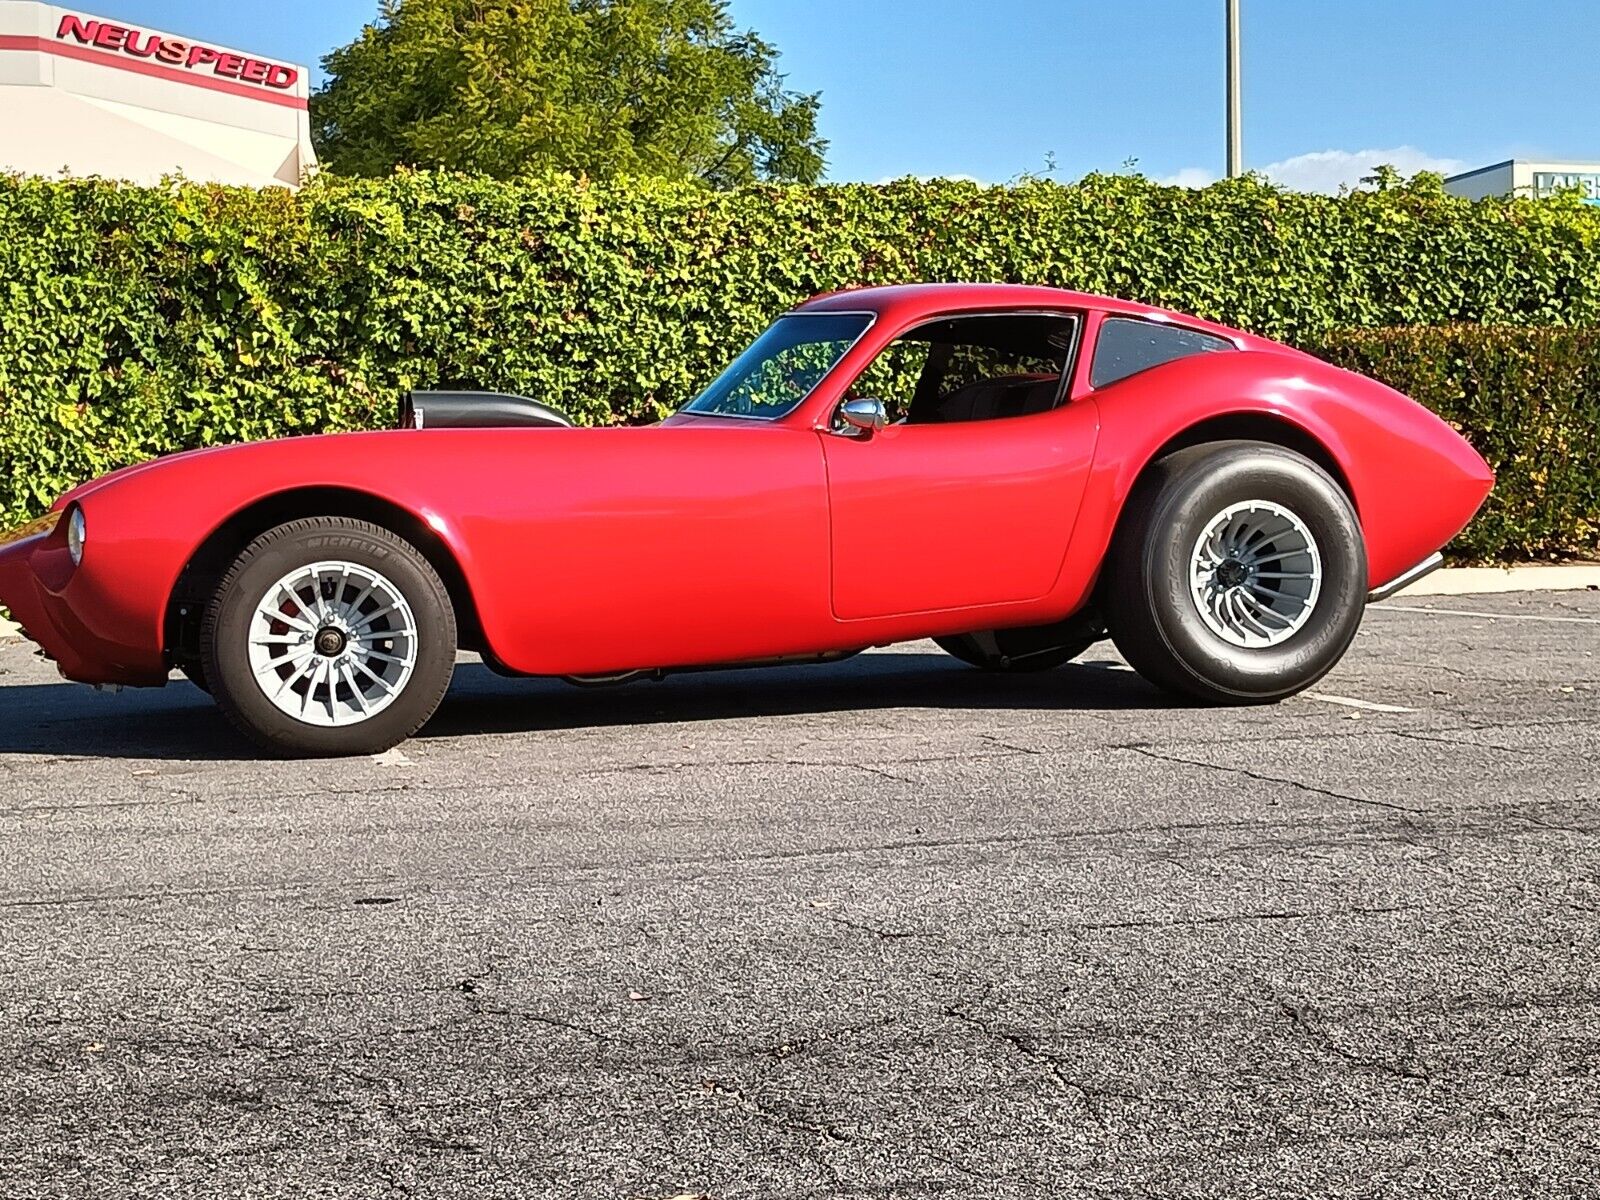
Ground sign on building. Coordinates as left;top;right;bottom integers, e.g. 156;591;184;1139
1445;159;1600;206
0;1;316;188
1530;171;1600;203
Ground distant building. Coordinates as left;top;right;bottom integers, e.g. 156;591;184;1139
1443;159;1600;205
0;1;315;188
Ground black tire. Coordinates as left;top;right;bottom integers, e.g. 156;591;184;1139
934;629;1097;672
178;660;210;694
1107;440;1366;704
201;517;457;756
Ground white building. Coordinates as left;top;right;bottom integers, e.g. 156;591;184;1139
1443;159;1600;206
0;1;315;188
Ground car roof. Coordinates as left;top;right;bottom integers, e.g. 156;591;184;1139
793;282;1273;350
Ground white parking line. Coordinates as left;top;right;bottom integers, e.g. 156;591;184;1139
1303;692;1417;713
1373;604;1600;625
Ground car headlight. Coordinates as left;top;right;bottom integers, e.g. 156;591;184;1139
66;506;86;566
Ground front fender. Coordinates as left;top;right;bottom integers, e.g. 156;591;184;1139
21;433;491;684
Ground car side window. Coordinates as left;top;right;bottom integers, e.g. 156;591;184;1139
850;313;1080;425
1090;317;1233;389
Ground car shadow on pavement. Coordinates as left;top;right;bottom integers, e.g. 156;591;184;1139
0;676;246;760
417;652;1176;740
0;653;1176;760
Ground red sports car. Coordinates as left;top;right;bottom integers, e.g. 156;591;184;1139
0;284;1492;756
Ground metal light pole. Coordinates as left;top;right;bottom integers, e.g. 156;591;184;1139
1226;0;1242;177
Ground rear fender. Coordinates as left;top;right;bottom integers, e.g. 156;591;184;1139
1054;350;1491;612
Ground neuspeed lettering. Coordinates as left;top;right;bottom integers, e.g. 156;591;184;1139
55;14;299;90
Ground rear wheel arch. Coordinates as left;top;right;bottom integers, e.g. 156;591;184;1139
165;487;485;668
1140;412;1357;511
1092;414;1360;619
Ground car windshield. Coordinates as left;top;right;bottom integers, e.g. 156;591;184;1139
682;313;873;419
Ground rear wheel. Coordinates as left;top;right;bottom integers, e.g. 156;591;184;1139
201;517;457;756
1107;441;1365;703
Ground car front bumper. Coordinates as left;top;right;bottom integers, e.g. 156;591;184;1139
0;522;169;687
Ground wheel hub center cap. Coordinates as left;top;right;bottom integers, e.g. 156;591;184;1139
314;626;348;657
1189;500;1324;649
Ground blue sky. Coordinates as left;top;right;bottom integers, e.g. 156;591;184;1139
93;0;1600;191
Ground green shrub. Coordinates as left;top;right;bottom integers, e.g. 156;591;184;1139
1314;325;1600;561
2;169;1599;562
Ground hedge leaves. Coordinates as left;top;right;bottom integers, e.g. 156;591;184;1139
2;169;1598;558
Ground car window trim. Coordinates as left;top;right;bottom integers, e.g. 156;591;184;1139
840;307;1086;419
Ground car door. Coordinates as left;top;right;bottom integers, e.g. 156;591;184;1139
821;406;1098;619
819;312;1098;620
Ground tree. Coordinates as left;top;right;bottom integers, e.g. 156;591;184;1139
311;0;826;186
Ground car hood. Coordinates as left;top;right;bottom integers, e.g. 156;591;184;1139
48;422;758;511
54;443;239;509
52;416;811;509
46;412;825;518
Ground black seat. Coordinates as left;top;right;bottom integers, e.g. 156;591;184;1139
908;374;1060;424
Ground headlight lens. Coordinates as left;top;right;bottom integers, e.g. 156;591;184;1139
66;506;86;566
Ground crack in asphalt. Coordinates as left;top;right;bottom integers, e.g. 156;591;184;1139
4;789;209;816
473;1006;616;1044
992;902;1423;937
978;732;1043;755
701;1071;985;1182
1118;743;1427;813
405;1132;483;1155
748;1014;901;1062
851;763;918;785
0;879;361;910
708;1078;854;1145
1381;725;1600;767
825;902;1427;943
941;999;1165;1125
568;750;1028;781
4;807;1577;911
1513;811;1597;835
825;915;923;940
391;983;620;1046
1272;994;1433;1084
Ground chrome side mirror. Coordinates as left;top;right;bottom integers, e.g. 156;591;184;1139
834;397;887;437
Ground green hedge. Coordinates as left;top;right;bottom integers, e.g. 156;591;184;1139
3;170;1599;560
1315;325;1600;561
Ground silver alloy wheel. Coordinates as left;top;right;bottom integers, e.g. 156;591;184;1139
246;560;420;727
1188;500;1322;648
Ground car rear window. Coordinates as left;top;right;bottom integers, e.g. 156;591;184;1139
1090;317;1233;389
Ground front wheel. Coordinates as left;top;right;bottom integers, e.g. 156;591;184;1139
201;517;458;756
1107;441;1366;704
177;660;211;694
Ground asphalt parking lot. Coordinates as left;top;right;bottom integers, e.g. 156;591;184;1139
1;589;1597;1199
